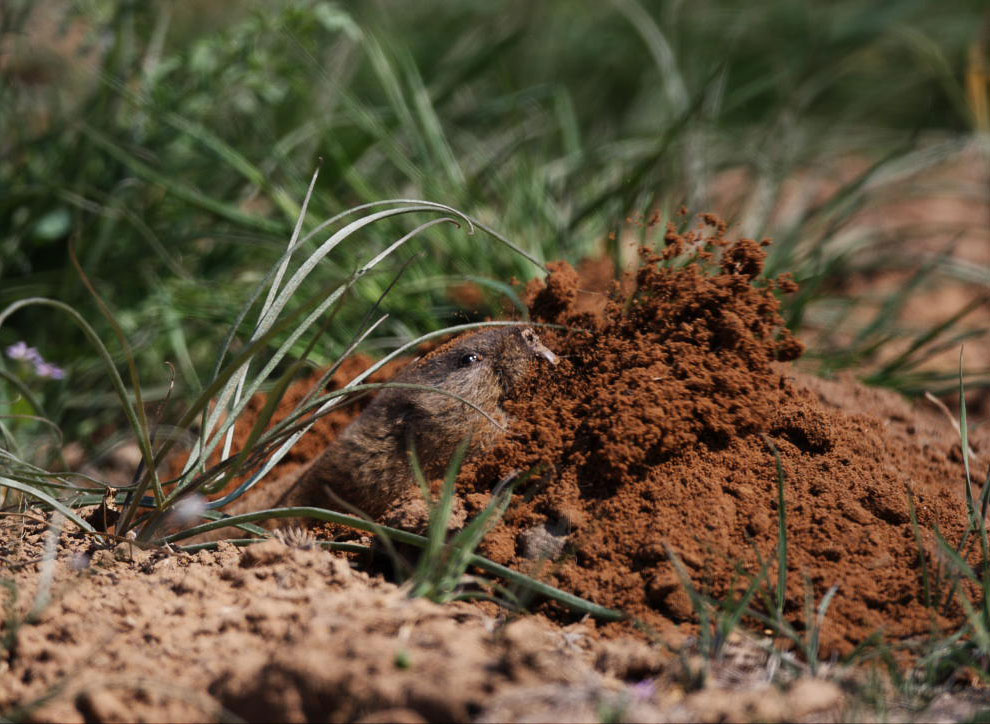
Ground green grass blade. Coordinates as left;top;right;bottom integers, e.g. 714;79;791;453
162;111;302;224
427;441;469;567
219;165;322;462
177;539;370;555
868;295;989;383
763;435;789;624
665;544;712;654
957;353;989;571
958;593;990;654
281;250;416;429
436;473;520;601
907;489;936;610
717;562;769;650
81;124;285;234
403;49;465;185
68;240;162;506
612;0;688;113
933;522;978;582
960;350;975;516
980;465;990;523
213;291;342;494
0;369;48;419
809;584;840;670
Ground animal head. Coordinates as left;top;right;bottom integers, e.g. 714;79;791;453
401;326;557;408
351;326;557;475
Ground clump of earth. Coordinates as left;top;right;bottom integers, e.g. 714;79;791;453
449;217;983;656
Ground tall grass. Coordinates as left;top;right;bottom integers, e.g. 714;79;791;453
907;359;990;684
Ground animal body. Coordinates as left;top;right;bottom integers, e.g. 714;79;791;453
266;326;557;519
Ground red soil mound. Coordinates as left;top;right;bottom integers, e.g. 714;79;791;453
204;217;984;659
451;220;980;657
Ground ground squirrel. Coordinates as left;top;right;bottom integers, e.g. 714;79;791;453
243;326;558;520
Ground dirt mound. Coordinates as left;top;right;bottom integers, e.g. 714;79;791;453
449;220;983;657
167;217;984;659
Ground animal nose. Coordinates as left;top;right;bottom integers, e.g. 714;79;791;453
523;329;559;365
535;343;558;365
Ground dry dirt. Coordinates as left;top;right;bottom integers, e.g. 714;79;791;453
3;220;990;722
0;518;985;723
0;517;871;724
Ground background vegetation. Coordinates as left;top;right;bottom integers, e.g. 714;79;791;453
1;0;987;450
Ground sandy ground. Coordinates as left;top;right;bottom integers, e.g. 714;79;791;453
0;508;986;724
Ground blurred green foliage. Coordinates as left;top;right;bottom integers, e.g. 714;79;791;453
0;0;986;443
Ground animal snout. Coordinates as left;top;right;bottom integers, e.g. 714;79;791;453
522;327;559;366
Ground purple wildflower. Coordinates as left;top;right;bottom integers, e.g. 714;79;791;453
6;341;41;363
5;341;65;380
34;361;66;380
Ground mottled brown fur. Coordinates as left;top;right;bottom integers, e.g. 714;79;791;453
242;326;556;520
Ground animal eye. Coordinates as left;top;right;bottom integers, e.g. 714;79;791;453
460;352;482;366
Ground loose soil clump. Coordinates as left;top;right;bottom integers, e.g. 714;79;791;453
450;219;982;656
